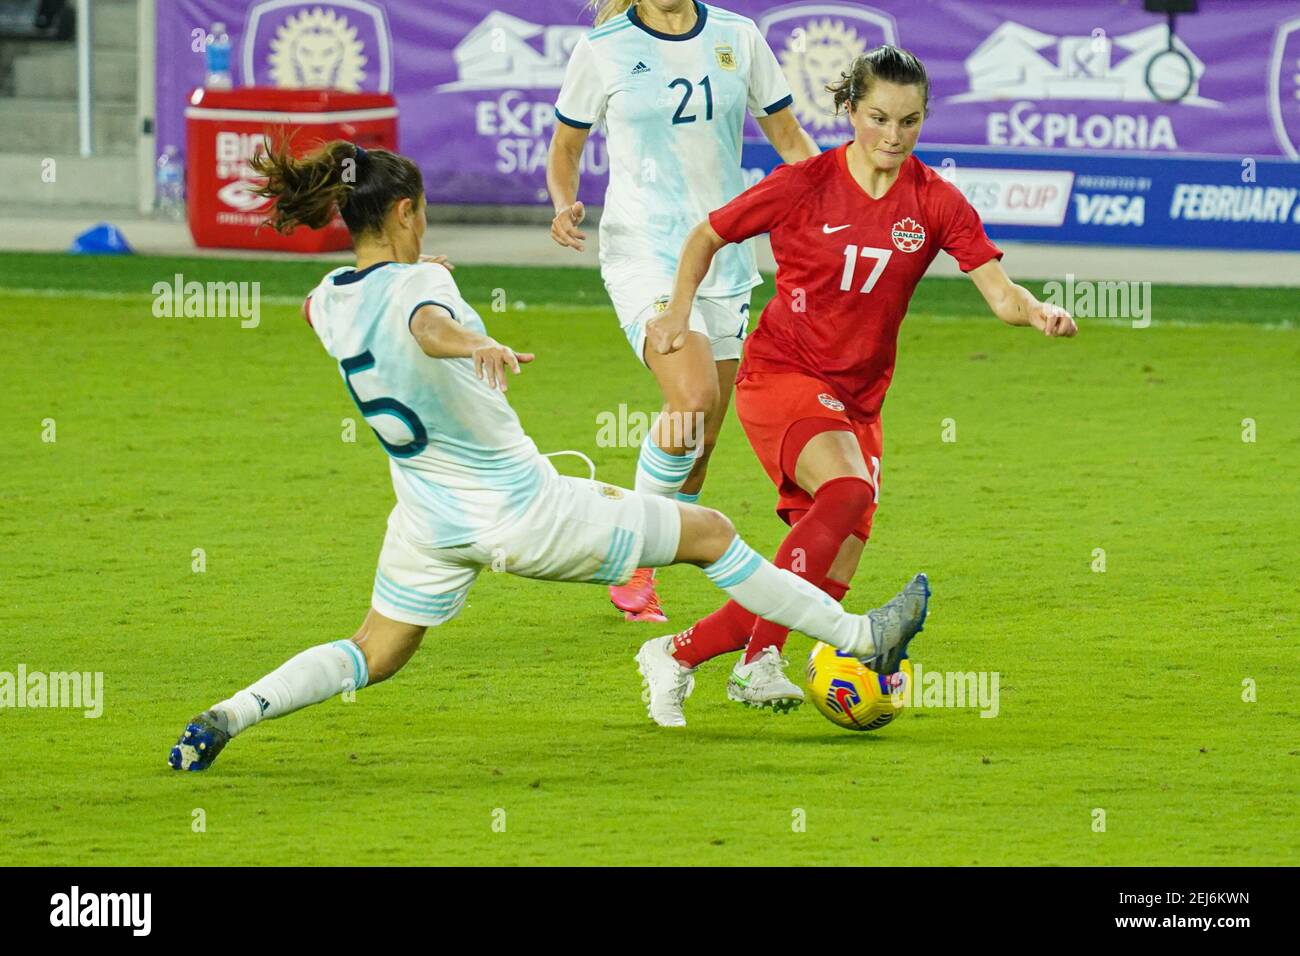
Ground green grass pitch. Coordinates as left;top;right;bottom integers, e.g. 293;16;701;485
1;250;1296;866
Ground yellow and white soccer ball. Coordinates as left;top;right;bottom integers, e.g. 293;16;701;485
806;642;913;731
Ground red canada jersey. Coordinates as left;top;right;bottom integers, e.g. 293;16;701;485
709;146;1002;421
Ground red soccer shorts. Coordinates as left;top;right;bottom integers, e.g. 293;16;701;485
734;371;882;541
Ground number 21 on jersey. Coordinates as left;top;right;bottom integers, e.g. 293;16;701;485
840;244;892;294
669;76;713;124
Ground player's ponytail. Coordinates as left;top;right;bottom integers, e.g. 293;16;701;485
589;0;636;26
828;45;930;117
250;138;423;238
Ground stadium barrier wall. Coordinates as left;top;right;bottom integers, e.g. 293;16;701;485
153;0;1300;251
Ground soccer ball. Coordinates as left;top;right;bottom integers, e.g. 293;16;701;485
806;642;913;731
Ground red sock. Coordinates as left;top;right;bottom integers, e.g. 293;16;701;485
742;477;873;662
671;600;754;667
671;511;812;668
821;577;851;603
672;576;854;667
672;479;872;669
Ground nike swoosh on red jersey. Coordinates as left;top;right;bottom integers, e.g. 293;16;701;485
822;224;851;233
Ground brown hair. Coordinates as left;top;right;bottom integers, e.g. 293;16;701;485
250;138;424;238
828;45;930;116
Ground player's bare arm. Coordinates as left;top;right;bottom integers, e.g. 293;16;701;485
968;259;1078;337
409;303;535;391
756;108;820;164
647;221;729;355
546;122;589;251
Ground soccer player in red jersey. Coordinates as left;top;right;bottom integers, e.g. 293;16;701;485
634;45;1077;724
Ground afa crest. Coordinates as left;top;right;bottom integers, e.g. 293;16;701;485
715;44;736;70
653;295;670;314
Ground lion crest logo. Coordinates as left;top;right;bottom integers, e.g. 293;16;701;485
780;19;868;132
268;7;368;90
1269;16;1300;159
761;6;898;136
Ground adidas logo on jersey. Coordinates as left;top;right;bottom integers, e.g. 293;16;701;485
630;61;650;75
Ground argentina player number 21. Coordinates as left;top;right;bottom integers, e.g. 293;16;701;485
669;75;713;123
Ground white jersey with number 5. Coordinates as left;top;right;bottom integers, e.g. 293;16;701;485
304;261;551;549
555;1;793;297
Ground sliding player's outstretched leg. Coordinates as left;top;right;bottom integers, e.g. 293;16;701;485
168;610;424;771
636;500;926;726
169;709;232;772
866;572;930;674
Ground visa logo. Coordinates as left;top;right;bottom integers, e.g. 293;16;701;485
1074;193;1145;226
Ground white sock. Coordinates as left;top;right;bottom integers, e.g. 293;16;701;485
702;536;873;657
635;430;699;498
215;640;368;736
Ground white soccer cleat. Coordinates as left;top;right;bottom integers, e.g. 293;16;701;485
635;636;695;727
726;645;805;713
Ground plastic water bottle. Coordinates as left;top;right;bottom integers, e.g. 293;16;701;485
205;23;232;89
155;146;185;222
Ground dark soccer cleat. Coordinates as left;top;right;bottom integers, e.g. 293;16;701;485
168;709;231;772
863;573;930;675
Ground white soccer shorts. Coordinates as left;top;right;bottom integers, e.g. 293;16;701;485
601;259;752;366
371;471;682;627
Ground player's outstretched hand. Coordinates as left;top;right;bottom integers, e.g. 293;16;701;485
419;254;454;270
1030;302;1077;337
646;307;691;355
473;342;535;393
551;201;587;251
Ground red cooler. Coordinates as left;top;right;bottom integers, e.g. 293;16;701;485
185;87;398;252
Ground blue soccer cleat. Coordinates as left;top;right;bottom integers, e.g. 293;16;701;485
168;709;231;772
863;572;930;675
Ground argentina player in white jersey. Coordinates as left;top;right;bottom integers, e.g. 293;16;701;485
167;141;927;767
547;1;819;623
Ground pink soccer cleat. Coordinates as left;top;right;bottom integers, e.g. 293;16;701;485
624;589;668;623
609;567;658;616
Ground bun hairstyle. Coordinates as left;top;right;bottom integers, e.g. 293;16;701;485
250;138;424;237
827;45;930;116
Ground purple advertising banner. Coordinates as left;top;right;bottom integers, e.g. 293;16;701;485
157;1;1300;245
